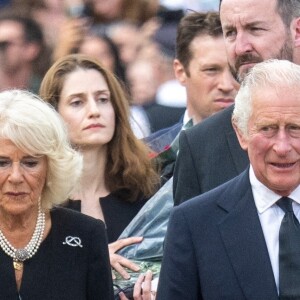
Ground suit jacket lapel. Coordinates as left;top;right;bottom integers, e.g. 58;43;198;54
218;172;278;300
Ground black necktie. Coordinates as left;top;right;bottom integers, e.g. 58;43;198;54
277;197;300;299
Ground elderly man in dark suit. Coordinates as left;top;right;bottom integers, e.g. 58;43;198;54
173;0;300;205
157;59;300;299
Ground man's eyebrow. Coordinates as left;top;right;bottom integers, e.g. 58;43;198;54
245;20;268;27
223;20;267;30
222;24;235;31
201;63;221;69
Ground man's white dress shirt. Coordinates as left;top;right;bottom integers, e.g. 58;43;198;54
250;166;300;293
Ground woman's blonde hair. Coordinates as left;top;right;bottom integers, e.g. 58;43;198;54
0;89;82;210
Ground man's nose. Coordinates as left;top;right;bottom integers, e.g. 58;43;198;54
273;130;293;156
218;70;239;92
234;32;254;56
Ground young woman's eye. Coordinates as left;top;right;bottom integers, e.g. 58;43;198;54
97;96;109;103
70;98;83;107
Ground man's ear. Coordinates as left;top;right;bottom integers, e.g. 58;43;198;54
291;17;300;48
232;118;248;151
173;59;187;86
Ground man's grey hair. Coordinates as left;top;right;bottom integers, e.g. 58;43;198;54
233;59;300;136
276;0;300;26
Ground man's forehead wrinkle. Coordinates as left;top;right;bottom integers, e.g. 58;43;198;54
221;2;270;25
227;14;263;27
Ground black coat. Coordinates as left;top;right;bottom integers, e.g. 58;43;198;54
0;207;113;300
64;192;148;243
173;105;249;205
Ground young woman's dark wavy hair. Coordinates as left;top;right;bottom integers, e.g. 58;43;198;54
40;54;158;202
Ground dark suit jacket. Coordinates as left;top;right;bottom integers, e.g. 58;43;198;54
173;105;249;205
157;169;278;300
144;103;185;133
0;207;114;300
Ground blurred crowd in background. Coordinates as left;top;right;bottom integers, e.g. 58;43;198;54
0;0;219;138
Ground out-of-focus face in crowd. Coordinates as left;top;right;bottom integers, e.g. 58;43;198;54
0;20;27;72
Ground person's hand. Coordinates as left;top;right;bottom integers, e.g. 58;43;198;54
109;237;143;279
52;17;89;61
119;270;156;300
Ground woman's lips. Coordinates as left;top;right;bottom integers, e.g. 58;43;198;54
6;192;27;196
84;124;104;130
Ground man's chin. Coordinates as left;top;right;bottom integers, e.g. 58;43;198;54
238;64;257;81
237;72;247;82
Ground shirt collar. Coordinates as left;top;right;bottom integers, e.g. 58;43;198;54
249;165;300;213
183;109;191;125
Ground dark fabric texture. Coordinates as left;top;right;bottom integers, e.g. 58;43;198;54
144;103;185;133
0;207;113;300
173;105;249;205
64;192;148;243
157;169;278;300
277;197;300;299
